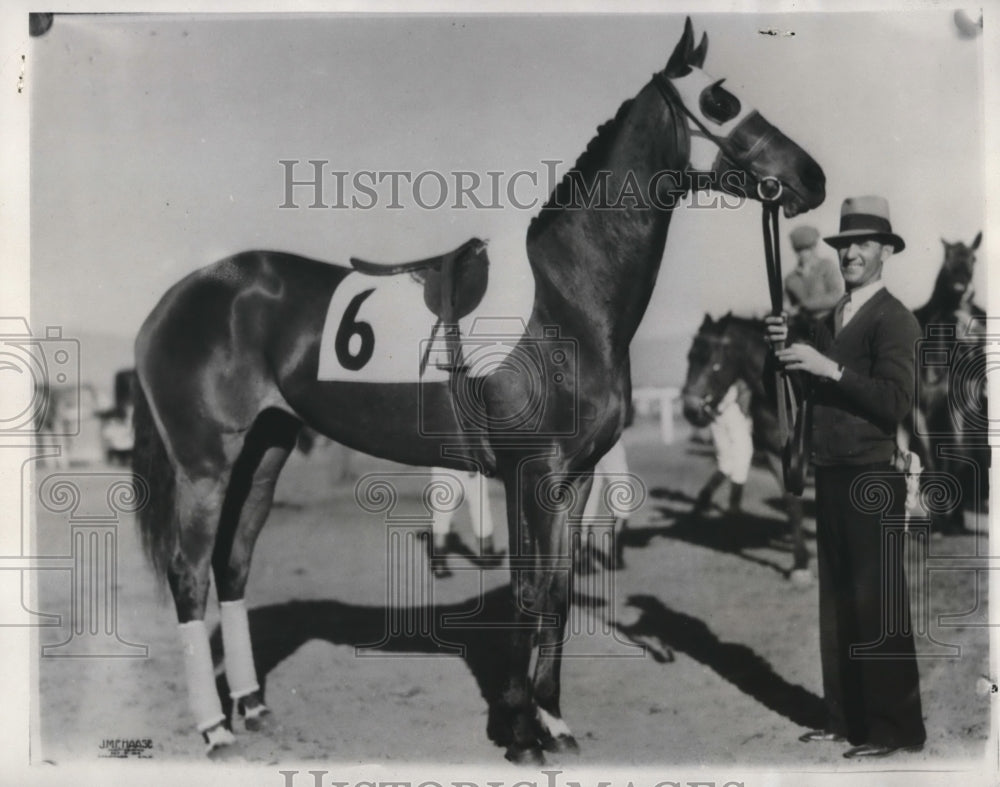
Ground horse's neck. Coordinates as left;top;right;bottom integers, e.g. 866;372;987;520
927;266;967;313
726;322;769;394
526;87;682;363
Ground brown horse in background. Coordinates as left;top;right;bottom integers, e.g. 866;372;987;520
909;233;988;532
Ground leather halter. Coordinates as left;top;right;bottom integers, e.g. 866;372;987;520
653;70;806;496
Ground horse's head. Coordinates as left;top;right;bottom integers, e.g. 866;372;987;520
937;231;982;309
656;18;826;218
681;314;743;427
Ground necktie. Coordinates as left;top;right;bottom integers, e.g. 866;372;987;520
834;293;852;334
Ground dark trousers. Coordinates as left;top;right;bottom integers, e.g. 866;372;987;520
814;464;926;747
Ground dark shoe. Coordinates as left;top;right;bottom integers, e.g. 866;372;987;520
798;729;846;743
843;742;923;759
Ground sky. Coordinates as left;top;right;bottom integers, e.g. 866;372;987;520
26;10;987;345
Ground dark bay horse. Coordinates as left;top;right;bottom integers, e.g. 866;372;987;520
133;18;825;762
909;232;987;532
681;313;811;582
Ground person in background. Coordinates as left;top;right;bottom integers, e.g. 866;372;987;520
784;224;844;331
693;378;753;515
424;468;504;578
767;195;925;759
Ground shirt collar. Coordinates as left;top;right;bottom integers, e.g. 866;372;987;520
845;279;885;311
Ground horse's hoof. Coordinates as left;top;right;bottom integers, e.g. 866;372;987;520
202;723;237;757
240;701;273;732
789;568;813;587
543;734;580;755
505;744;546;765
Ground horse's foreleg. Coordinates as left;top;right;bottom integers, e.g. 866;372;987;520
497;458;555;765
532;473;587;754
169;474;235;754
764;452;812;583
212;439;294;731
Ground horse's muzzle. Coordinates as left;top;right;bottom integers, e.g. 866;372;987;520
682;395;715;428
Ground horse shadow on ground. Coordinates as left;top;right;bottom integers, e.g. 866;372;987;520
210;584;824;744
210;586;538;749
637;487;815;580
617;594;826;730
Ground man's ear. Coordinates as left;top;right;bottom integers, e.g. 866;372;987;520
880;244;894;263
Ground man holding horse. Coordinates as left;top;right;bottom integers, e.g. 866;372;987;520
766;196;926;759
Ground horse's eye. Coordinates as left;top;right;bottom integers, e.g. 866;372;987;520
700;80;742;124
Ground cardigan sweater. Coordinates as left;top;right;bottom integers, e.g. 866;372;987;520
809;287;921;466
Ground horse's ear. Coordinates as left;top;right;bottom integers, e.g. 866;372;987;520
700;313;713;327
690;32;708;68
666;17;696;77
971;231;982;250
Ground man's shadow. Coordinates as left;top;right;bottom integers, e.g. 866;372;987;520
618;594;826;730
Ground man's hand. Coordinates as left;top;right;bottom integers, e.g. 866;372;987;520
765;313;841;380
764;314;788;345
776;344;842;380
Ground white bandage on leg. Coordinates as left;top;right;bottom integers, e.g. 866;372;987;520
178;620;226;732
220;599;260;700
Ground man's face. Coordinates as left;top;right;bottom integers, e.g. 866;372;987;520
838;238;888;291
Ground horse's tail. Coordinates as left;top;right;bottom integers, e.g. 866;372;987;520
131;379;176;587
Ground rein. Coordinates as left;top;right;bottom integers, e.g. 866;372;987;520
653;70;806;496
761;187;806;496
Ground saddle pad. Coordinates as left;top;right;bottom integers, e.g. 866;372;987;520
318;234;534;383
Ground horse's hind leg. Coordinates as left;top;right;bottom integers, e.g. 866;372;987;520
169;471;239;753
211;409;299;731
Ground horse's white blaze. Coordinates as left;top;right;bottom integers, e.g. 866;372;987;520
536;706;572;739
178;620;226;731
220;599;260;699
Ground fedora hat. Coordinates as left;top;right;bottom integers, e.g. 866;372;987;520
823;195;905;252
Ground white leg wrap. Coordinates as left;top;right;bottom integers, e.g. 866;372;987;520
178;620;226;732
220;599;260;699
536;706;573;739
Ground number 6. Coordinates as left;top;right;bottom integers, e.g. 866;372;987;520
335;288;376;371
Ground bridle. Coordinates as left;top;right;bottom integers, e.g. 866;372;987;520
653;70;806;495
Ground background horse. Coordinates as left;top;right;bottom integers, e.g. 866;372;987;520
132;18;824;762
909;232;987;532
681;313;811;583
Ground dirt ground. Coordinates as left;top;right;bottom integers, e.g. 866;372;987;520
32;419;993;777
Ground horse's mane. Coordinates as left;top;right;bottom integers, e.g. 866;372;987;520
527;98;635;240
715;313;767;340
